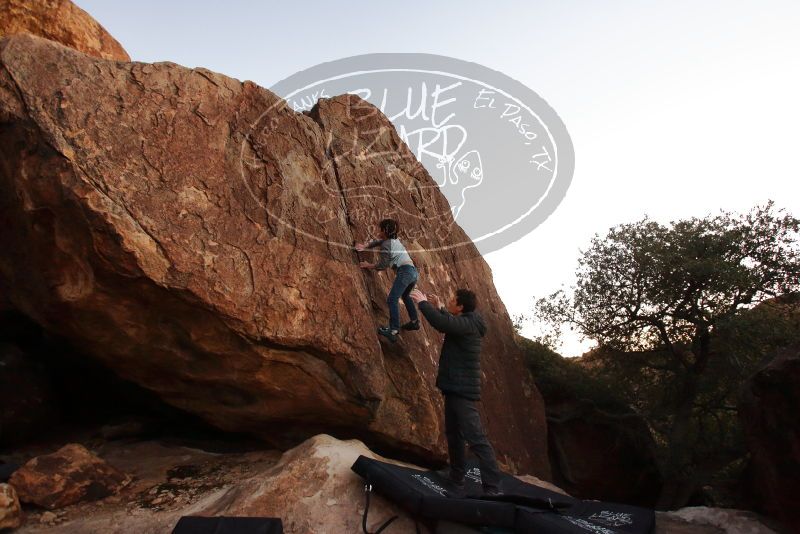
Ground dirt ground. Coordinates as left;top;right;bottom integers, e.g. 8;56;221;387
3;430;281;533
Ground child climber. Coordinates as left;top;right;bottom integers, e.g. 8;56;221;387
356;218;420;343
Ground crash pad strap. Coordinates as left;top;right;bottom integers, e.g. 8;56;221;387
362;483;422;534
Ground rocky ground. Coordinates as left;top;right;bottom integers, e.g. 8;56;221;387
1;428;784;534
3;432;280;532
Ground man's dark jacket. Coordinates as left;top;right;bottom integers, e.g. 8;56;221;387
418;300;487;400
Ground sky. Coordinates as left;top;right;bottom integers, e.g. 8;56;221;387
75;0;800;356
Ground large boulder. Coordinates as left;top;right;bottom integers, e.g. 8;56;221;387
739;345;800;530
0;34;549;476
519;338;662;505
9;443;131;509
191;434;421;533
547;398;662;507
0;0;129;61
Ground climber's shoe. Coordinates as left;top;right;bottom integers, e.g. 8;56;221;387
377;326;399;343
401;319;420;331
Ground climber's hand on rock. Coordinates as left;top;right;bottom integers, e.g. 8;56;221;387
428;293;442;309
355;242;366;252
410;289;427;304
359;261;373;269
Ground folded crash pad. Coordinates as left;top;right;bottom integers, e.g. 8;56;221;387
351;455;655;534
172;516;283;534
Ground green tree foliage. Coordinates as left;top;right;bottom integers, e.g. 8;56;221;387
534;202;800;509
515;335;626;412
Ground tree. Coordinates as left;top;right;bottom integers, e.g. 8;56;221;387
534;202;800;509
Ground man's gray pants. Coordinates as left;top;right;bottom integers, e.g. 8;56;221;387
444;393;502;490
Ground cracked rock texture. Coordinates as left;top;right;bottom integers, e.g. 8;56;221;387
0;0;129;61
0;34;549;477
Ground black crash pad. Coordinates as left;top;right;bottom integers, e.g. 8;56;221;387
172;516;283;534
351;455;655;534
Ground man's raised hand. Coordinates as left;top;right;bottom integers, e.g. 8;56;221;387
410;289;427;304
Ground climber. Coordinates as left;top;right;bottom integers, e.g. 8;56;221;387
355;218;420;343
409;287;503;496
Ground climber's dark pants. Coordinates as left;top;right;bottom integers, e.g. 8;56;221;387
387;264;419;331
444;393;502;490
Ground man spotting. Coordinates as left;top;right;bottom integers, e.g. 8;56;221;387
409;287;503;495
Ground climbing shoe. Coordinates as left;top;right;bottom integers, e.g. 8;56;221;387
401;319;420;331
377;326;399;343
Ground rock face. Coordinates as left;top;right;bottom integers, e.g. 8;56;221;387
9;443;131;509
739;345;800;531
520;338;662;506
0;483;22;530
0;34;549;476
0;0;129;61
547;398;662;507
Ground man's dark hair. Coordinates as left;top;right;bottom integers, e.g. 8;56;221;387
456;289;477;313
379;218;399;239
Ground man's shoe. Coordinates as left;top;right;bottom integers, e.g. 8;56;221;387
377;326;399;343
401;319;420;331
433;468;465;489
